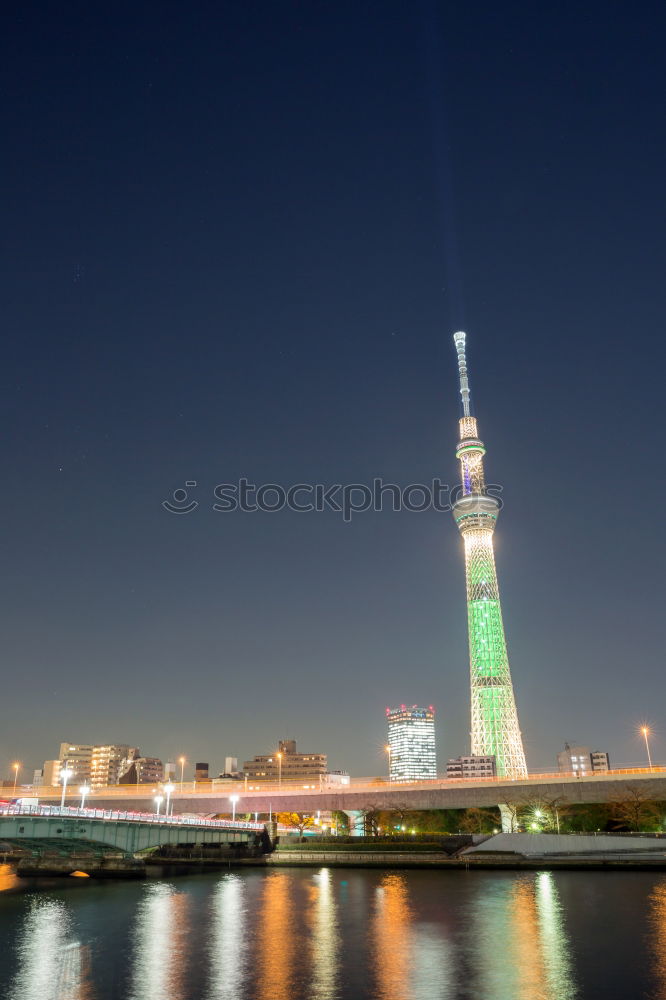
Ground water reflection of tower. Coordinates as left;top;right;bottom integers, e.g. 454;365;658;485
469;872;576;999
649;881;666;996
451;332;528;778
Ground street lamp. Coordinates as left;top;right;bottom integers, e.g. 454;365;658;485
164;782;174;816
60;768;73;809
385;745;392;781
642;726;654;770
277;752;282;788
179;756;186;791
229;794;239;822
12;762;20;795
154;794;164;816
79;785;90;809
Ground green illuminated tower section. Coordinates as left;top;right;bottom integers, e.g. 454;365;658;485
452;332;528;779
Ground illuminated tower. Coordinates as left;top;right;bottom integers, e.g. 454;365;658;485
452;331;527;778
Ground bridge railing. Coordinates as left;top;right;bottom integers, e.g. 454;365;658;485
0;803;264;830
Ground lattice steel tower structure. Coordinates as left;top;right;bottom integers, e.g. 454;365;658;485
452;331;528;779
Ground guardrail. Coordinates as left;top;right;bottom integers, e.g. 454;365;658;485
13;765;666;800
0;804;264;831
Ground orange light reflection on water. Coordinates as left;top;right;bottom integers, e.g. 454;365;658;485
0;862;21;893
256;872;295;1000
306;868;340;1000
372;873;414;1000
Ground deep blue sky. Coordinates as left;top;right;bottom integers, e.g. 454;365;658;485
2;1;665;779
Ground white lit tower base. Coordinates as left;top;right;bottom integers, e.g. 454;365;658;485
451;332;528;779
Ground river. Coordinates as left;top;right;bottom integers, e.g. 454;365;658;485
0;862;664;999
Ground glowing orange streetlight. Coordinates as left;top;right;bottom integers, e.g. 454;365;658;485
178;756;186;791
385;745;392;781
276;751;283;787
12;762;20;795
641;726;653;770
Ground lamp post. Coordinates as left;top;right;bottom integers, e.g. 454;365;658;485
154;794;164;816
385;745;392;781
164;782;174;816
12;762;20;795
60;768;73;809
79;785;90;810
642;726;654;770
277;752;282;788
229;794;239;822
179;756;186;791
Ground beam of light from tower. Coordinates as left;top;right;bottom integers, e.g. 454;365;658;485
419;0;466;331
451;331;528;779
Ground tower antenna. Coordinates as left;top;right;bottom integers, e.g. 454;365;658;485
453;330;471;417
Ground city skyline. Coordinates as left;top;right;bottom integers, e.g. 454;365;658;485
3;2;666;776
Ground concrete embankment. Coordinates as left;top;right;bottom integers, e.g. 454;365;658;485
264;851;666;870
264;833;666;870
267;851;456;868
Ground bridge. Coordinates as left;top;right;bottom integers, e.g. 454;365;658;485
0;804;268;875
24;767;666;831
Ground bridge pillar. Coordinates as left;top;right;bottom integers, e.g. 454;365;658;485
498;804;518;833
344;811;365;836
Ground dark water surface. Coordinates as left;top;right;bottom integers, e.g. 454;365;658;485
1;862;665;999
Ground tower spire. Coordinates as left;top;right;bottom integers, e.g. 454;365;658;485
451;331;528;780
453;331;471;416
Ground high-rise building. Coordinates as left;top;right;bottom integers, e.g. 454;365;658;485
90;745;137;788
243;739;327;782
446;755;497;779
224;756;239;775
42;760;61;786
195;762;210;781
118;755;164;784
557;744;610;775
386;706;436;782
451;332;528;779
591;751;610;772
58;743;93;784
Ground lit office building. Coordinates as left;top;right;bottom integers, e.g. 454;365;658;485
58;743;93;784
90;745;138;788
386;706;436;782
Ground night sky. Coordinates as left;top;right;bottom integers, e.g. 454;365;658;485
3;1;665;780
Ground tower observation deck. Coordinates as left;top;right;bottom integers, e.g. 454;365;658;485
452;332;528;779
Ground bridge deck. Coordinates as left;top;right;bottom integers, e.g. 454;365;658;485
14;768;666;817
